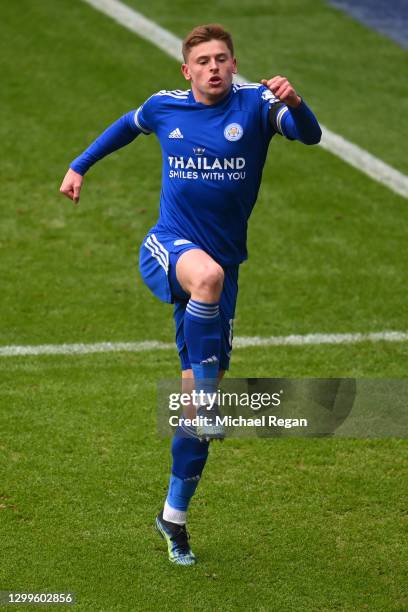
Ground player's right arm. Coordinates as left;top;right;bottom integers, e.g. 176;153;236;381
59;101;156;204
60;167;84;204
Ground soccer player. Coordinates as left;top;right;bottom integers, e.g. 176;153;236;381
60;24;322;566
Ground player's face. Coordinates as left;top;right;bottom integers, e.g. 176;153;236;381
181;40;237;105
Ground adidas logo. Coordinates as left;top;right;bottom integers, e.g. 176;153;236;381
168;128;183;139
184;475;200;482
201;355;219;364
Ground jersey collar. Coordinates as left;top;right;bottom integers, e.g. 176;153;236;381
188;86;233;108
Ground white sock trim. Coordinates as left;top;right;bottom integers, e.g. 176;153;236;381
163;500;187;525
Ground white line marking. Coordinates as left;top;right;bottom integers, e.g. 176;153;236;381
82;0;408;199
234;331;408;347
318;131;408;200
1;331;407;357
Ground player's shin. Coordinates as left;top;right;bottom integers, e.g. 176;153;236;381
163;432;210;524
184;299;221;399
184;299;225;440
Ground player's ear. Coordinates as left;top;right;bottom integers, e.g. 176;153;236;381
181;63;191;81
232;57;237;74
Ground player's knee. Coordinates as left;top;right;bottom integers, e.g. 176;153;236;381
193;262;224;296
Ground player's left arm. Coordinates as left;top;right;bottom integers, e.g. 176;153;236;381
261;76;322;145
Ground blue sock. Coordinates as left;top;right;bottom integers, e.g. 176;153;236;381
164;300;221;524
164;430;209;523
184;299;221;396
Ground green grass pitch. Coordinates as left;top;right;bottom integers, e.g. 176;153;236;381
0;0;407;610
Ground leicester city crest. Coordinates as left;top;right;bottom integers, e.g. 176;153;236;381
224;123;243;142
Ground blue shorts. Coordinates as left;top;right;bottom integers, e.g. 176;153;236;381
139;230;239;371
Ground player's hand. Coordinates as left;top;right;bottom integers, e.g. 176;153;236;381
261;76;301;108
59;168;83;204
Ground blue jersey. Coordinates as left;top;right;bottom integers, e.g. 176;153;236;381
135;84;285;265
70;84;321;266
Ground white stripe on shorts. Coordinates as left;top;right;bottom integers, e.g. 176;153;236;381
144;237;168;272
150;234;170;269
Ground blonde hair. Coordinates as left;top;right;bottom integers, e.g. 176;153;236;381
182;24;234;61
